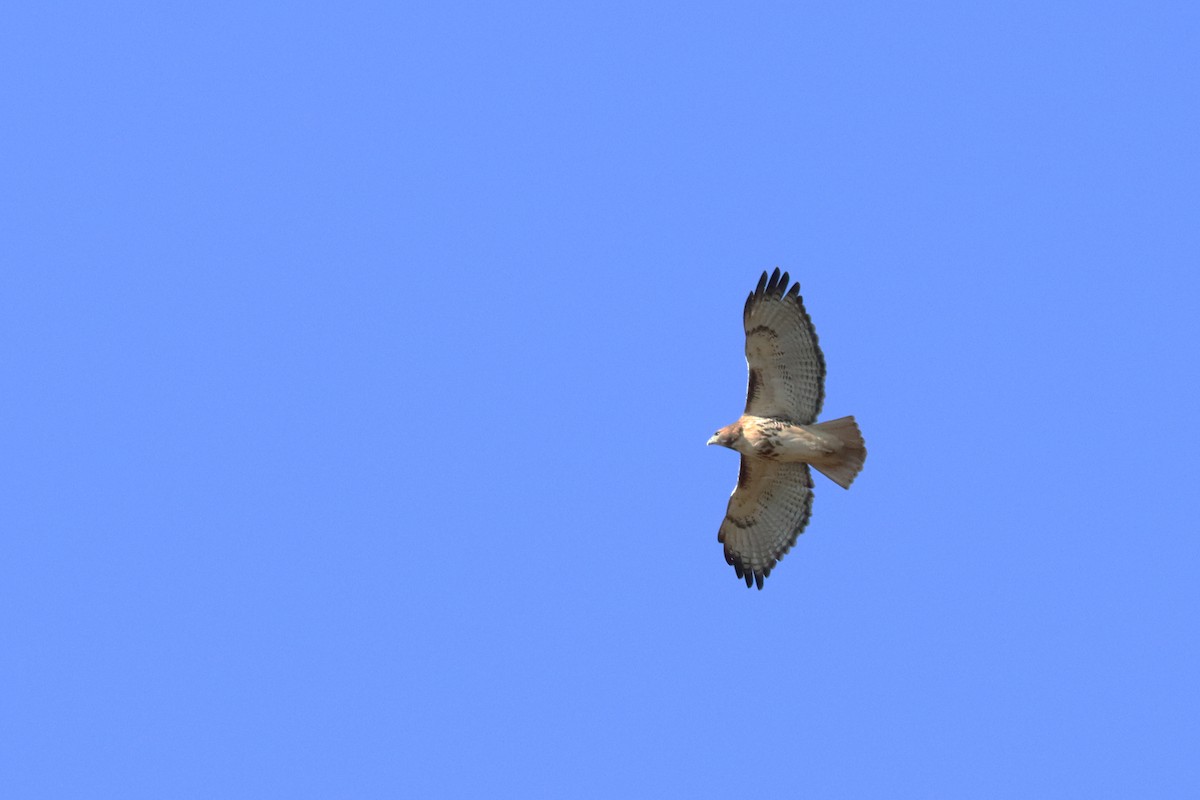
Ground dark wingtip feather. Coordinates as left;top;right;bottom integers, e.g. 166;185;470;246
727;552;773;590
754;271;769;297
749;268;799;306
765;267;781;294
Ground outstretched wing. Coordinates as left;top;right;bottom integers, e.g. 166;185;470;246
743;268;826;424
717;459;814;589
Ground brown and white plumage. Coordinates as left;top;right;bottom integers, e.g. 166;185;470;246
718;459;814;590
709;269;866;589
743;269;826;425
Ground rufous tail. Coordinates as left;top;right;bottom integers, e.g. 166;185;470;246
811;415;866;489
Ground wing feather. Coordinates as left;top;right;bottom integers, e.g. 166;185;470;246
743;268;826;424
717;459;814;589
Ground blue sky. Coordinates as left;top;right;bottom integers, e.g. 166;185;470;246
3;2;1199;797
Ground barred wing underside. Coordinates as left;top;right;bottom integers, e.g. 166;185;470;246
743;268;826;425
717;459;814;589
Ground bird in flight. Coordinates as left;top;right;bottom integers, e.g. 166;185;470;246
708;269;866;589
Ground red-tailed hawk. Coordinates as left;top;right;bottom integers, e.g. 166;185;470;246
708;269;866;589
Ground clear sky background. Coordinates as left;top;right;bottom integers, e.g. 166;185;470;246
3;2;1199;797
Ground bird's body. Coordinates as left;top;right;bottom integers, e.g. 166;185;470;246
709;269;866;589
717;415;841;463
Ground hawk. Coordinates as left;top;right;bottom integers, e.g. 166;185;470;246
708;269;866;589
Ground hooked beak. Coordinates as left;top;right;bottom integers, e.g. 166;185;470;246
707;435;719;446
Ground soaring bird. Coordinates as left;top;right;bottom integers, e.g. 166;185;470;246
708;269;866;589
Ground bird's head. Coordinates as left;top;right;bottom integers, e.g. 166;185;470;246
707;422;743;450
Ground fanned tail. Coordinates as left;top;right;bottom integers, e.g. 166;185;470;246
811;416;866;489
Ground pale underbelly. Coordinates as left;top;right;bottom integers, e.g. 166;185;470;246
747;421;838;463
